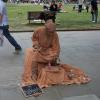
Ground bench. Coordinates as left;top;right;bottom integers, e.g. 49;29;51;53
27;11;44;24
27;11;56;23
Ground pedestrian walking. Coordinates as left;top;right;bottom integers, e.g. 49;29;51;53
0;0;22;52
91;0;98;23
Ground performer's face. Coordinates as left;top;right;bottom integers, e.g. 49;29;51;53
45;20;56;33
46;26;55;33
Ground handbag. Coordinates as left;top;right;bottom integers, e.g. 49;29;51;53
0;30;4;46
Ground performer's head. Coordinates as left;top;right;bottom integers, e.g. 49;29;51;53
45;19;56;33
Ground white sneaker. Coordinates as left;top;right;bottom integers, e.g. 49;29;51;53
92;21;95;23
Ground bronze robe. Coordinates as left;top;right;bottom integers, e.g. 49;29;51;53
22;27;90;88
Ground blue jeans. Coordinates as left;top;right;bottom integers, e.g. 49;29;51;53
91;10;98;22
0;25;21;50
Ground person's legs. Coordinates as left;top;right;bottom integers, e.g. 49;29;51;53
2;25;21;50
86;6;89;13
53;13;56;23
92;13;94;22
94;10;98;23
52;17;55;23
78;5;82;12
22;48;36;85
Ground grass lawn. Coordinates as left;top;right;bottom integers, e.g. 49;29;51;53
7;3;100;31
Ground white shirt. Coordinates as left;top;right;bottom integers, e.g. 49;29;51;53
0;0;8;26
78;0;83;5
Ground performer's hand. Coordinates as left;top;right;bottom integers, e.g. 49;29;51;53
45;56;56;62
33;45;41;52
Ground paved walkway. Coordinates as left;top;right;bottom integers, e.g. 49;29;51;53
0;31;100;100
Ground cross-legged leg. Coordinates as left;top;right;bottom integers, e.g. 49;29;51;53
22;48;35;85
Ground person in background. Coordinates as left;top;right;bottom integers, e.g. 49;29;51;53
49;1;58;22
0;0;22;52
85;2;90;13
43;3;49;11
91;0;98;23
78;0;83;12
58;2;63;12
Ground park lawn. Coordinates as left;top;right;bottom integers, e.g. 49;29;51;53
7;3;100;31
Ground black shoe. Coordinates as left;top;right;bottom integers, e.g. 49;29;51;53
15;48;22;54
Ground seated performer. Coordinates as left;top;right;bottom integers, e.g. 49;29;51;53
21;20;90;89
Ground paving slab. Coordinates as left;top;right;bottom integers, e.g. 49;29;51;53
63;95;100;100
0;31;100;100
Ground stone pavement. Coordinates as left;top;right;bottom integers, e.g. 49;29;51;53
0;31;100;100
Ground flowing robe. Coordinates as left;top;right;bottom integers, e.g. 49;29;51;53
22;26;90;88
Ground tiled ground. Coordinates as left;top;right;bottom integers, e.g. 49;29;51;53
63;95;100;100
0;31;100;100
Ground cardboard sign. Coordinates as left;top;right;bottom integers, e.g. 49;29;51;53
20;84;42;97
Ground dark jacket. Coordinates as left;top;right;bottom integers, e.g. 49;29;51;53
50;4;58;12
91;0;98;11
